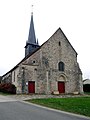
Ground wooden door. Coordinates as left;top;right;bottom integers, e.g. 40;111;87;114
28;81;35;93
58;82;65;93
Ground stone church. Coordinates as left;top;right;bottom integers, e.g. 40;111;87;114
2;12;83;94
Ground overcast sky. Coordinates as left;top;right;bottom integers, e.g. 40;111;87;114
0;0;90;79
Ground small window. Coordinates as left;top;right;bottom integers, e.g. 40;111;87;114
33;61;35;63
32;45;36;48
59;41;61;46
58;62;64;71
34;68;37;71
14;71;15;82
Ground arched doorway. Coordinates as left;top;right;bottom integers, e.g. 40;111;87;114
58;82;65;93
58;75;65;93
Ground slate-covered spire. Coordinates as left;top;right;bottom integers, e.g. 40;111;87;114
37;38;39;45
28;12;36;44
25;11;39;57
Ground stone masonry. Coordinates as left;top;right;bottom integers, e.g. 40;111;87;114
1;28;83;94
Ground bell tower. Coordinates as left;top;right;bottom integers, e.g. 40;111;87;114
25;6;39;57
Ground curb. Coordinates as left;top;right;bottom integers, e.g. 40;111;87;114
20;100;90;120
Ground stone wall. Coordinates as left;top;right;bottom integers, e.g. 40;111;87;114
1;28;83;94
17;28;83;94
36;28;83;94
2;72;12;83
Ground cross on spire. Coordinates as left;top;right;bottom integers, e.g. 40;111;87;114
31;5;33;15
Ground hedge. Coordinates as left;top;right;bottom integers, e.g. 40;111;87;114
0;83;16;94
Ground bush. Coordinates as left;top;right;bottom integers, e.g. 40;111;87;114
0;83;16;94
83;84;90;92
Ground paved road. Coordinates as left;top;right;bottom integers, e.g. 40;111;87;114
0;95;17;102
0;95;89;120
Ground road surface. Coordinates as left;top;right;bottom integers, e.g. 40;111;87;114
0;95;89;120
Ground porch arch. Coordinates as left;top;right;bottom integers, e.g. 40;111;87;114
57;74;67;93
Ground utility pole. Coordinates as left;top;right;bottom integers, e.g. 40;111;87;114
22;67;25;93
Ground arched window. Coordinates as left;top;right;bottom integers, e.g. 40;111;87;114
58;62;64;71
59;41;61;46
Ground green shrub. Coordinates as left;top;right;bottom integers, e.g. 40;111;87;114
83;84;90;92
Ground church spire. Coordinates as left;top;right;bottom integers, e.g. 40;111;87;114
37;38;39;45
25;6;40;57
28;8;36;44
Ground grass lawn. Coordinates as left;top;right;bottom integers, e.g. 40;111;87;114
26;97;90;117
